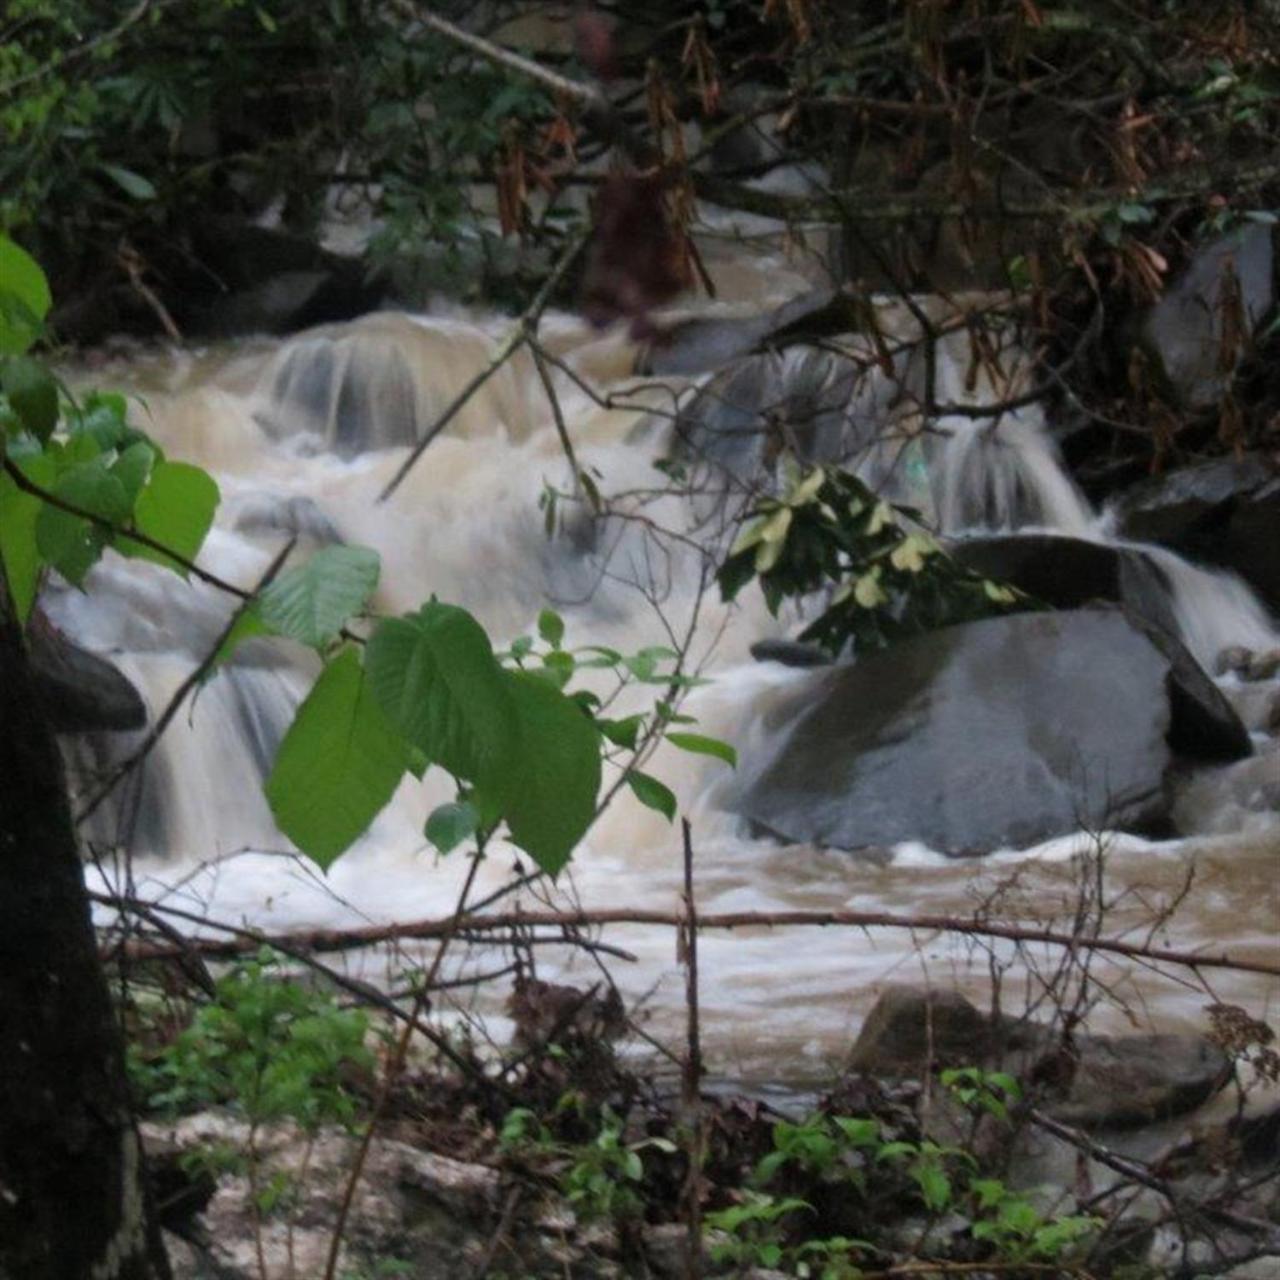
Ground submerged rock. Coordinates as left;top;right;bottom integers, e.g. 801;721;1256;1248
735;610;1174;855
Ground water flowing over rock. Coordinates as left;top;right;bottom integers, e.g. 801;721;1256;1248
735;610;1174;855
1115;453;1280;618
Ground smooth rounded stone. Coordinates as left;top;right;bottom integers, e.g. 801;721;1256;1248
749;637;832;668
951;534;1252;762
1245;649;1280;682
735;610;1174;856
847;986;1043;1075
26;618;147;733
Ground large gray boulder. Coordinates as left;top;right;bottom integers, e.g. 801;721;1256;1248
735;610;1174;855
951;534;1253;761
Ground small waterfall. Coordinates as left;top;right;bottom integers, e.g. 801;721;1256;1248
54;281;1280;1066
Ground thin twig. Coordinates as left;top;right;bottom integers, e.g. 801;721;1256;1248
679;818;703;1280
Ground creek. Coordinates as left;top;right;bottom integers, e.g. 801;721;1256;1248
57;248;1279;1079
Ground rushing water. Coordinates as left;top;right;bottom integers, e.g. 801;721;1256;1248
54;266;1280;1077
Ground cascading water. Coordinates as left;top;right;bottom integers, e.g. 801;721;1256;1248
53;280;1279;1075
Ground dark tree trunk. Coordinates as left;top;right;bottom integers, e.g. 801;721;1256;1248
0;580;169;1280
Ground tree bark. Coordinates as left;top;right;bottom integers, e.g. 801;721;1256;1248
0;579;169;1280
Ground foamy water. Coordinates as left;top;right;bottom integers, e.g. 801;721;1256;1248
55;282;1280;1075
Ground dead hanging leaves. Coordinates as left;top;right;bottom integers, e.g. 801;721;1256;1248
579;170;694;333
579;60;698;334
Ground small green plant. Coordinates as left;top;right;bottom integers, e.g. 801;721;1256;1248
754;1114;881;1188
500;1102;675;1225
968;1178;1101;1264
717;456;1033;657
941;1066;1022;1123
131;948;374;1130
705;1191;815;1272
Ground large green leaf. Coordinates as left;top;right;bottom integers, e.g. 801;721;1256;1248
265;647;409;869
258;545;380;650
0;452;56;621
364;602;516;785
0;236;51;355
1;355;59;443
501;671;601;877
35;459;131;585
118;459;219;573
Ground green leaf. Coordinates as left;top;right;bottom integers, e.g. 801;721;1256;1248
36;459;131;585
119;460;219;573
364;602;516;786
536;607;564;647
258;545;380;650
211;605;271;669
99;164;157;201
0;452;56;621
626;770;676;821
598;714;643;749
424;800;479;855
2;356;58;442
914;1161;951;1212
665;731;736;767
0;235;51;355
501;671;600;876
265;648;409;869
110;440;156;507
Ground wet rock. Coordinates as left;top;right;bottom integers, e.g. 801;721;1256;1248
749;637;832;668
27;616;147;732
951;534;1252;762
1268;693;1280;734
145;1112;502;1280
849;987;1229;1129
1115;454;1280;617
184;220;385;339
1219;645;1255;676
1143;223;1274;407
735;610;1174;856
1246;649;1280;682
641;287;833;376
847;986;1042;1075
1045;1034;1230;1129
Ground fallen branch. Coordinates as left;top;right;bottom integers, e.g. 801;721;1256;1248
103;905;1280;978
